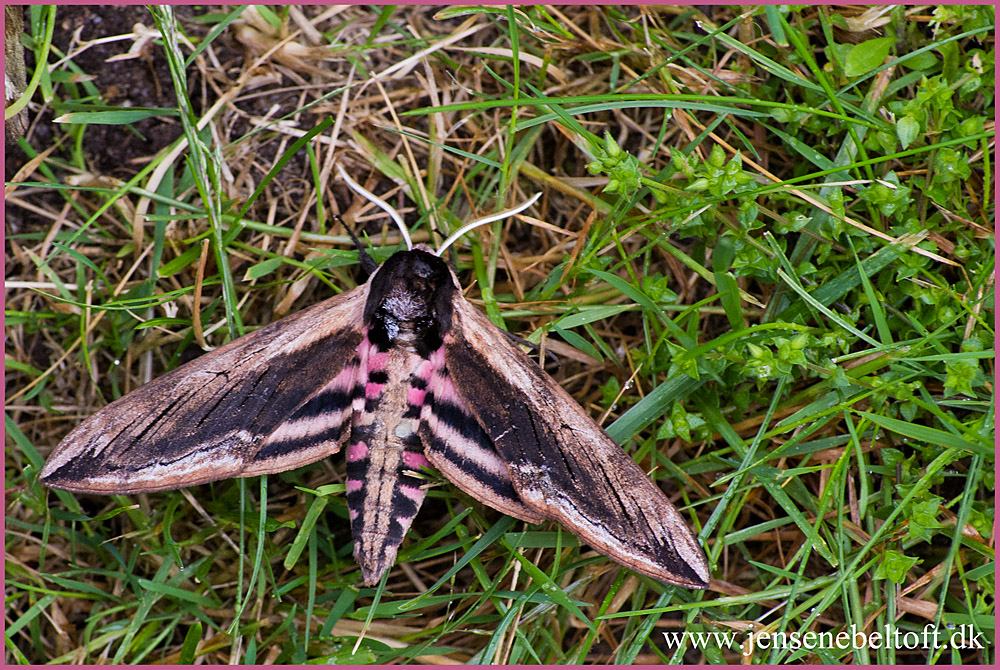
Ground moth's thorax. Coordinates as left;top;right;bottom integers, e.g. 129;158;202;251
364;248;456;356
381;287;429;322
378;287;431;351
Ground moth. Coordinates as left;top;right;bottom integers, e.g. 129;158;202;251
40;183;710;589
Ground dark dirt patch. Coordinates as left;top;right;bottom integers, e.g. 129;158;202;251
8;5;188;179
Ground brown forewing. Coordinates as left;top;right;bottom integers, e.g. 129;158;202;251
40;286;369;494
443;296;710;589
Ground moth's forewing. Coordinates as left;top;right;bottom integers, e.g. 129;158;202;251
40;288;369;493
442;296;711;589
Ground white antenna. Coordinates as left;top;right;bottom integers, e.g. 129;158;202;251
337;164;413;251
434;192;542;257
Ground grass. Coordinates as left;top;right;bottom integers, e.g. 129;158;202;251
5;4;994;665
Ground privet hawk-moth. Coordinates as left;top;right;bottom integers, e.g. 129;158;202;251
40;187;710;589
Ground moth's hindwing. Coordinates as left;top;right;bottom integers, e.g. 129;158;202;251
39;286;369;494
443;296;711;589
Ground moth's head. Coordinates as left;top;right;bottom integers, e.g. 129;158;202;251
364;247;455;352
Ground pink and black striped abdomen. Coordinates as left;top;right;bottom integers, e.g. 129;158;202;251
344;337;431;585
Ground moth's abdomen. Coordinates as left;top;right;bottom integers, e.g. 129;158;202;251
345;337;431;585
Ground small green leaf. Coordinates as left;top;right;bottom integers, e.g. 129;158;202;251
504;531;579;549
896;115;919;149
92;504;141;522
54;107;179;125
901;50;938;71
244;256;284;280
309;646;377;665
179;622;203;664
284;494;328;571
874;549;919;584
135;317;189;330
844;37;895;77
553;304;633;330
136;579;217;606
158;246;203;277
509;552;597;633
